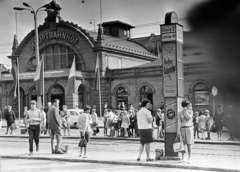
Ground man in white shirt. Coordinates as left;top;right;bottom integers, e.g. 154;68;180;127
25;100;42;156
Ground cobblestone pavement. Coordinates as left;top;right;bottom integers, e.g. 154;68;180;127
0;158;215;172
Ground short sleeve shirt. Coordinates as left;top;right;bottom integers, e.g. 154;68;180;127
137;107;152;129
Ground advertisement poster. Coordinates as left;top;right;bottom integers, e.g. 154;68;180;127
163;43;177;97
165;98;177;133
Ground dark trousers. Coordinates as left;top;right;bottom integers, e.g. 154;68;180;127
44;122;49;134
51;129;62;152
29;125;40;153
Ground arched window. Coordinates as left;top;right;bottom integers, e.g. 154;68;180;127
194;83;209;105
31;88;37;102
25;44;81;71
49;85;65;110
116;87;128;110
140;85;153;103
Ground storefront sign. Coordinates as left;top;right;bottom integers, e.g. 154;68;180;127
163;43;177;97
31;31;79;49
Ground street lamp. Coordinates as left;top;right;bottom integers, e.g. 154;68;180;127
90;19;96;32
14;2;49;66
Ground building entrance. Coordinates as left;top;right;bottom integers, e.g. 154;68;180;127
49;85;65;110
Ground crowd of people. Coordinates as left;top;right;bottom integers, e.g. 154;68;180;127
0;98;237;161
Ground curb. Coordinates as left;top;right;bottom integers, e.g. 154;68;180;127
1;155;239;172
1;135;240;146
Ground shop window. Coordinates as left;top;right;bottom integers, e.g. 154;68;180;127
116;87;128;110
140;85;153;104
194;83;209;105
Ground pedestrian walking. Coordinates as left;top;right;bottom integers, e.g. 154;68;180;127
121;110;130;137
61;105;71;136
193;111;199;139
24;100;42;156
23;106;29;130
103;109;108;136
40;108;46;135
136;99;154;161
226;105;235;141
177;99;194;164
155;109;164;139
48;99;64;154
78;105;92;158
214;104;224;141
91;109;98;136
43;102;51;135
111;110;120;137
106;109;114;136
198;111;207;140
133;109;139;137
204;109;211;140
5;105;16;135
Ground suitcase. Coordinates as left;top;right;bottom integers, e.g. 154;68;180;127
21;129;28;134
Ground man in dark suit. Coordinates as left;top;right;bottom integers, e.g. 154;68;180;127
48;99;64;154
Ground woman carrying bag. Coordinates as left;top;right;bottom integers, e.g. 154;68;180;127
177;99;194;164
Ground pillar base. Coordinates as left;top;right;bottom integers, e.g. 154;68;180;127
160;156;180;160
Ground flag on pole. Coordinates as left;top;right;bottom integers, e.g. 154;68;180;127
11;59;18;99
34;58;44;96
66;57;76;95
94;54;100;90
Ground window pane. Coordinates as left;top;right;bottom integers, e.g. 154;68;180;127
61;45;67;68
53;45;59;69
67;48;74;68
46;46;52;70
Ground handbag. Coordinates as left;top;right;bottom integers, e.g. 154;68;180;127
173;134;185;152
210;124;217;132
96;127;100;133
78;138;88;147
21;128;28;134
10;122;20;130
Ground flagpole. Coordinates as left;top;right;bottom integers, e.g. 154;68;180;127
42;54;44;108
17;57;20;122
98;53;102;118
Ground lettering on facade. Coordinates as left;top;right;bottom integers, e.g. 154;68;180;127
31;31;79;49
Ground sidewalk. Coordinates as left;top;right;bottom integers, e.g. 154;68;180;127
1;137;240;172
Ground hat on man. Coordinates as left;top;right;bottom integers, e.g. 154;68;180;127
30;100;37;104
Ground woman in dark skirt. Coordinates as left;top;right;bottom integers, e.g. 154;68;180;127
136;99;153;161
214;104;224;141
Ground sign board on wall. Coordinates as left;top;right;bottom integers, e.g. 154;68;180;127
163;43;177;97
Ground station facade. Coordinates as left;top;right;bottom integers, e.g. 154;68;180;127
0;7;226;117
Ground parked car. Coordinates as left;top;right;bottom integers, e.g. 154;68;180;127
68;109;84;128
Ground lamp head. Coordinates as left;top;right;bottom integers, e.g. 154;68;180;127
23;2;30;7
13;7;27;11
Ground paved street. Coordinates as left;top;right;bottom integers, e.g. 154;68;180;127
0;135;240;171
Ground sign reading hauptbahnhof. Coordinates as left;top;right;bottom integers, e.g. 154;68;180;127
30;31;79;49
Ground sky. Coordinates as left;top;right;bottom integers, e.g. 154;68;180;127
0;0;202;69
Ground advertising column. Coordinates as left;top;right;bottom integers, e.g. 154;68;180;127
161;12;184;157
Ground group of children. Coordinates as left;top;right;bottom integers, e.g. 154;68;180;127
193;109;211;140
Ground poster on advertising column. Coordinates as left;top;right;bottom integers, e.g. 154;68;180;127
163;43;177;97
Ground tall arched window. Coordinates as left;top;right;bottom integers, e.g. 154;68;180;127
116;87;128;110
140;85;153;103
194;83;209;105
25;44;81;72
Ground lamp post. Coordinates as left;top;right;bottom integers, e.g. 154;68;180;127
14;2;49;66
90;19;96;32
14;2;49;109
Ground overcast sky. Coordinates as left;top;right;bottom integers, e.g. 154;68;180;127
0;0;201;68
